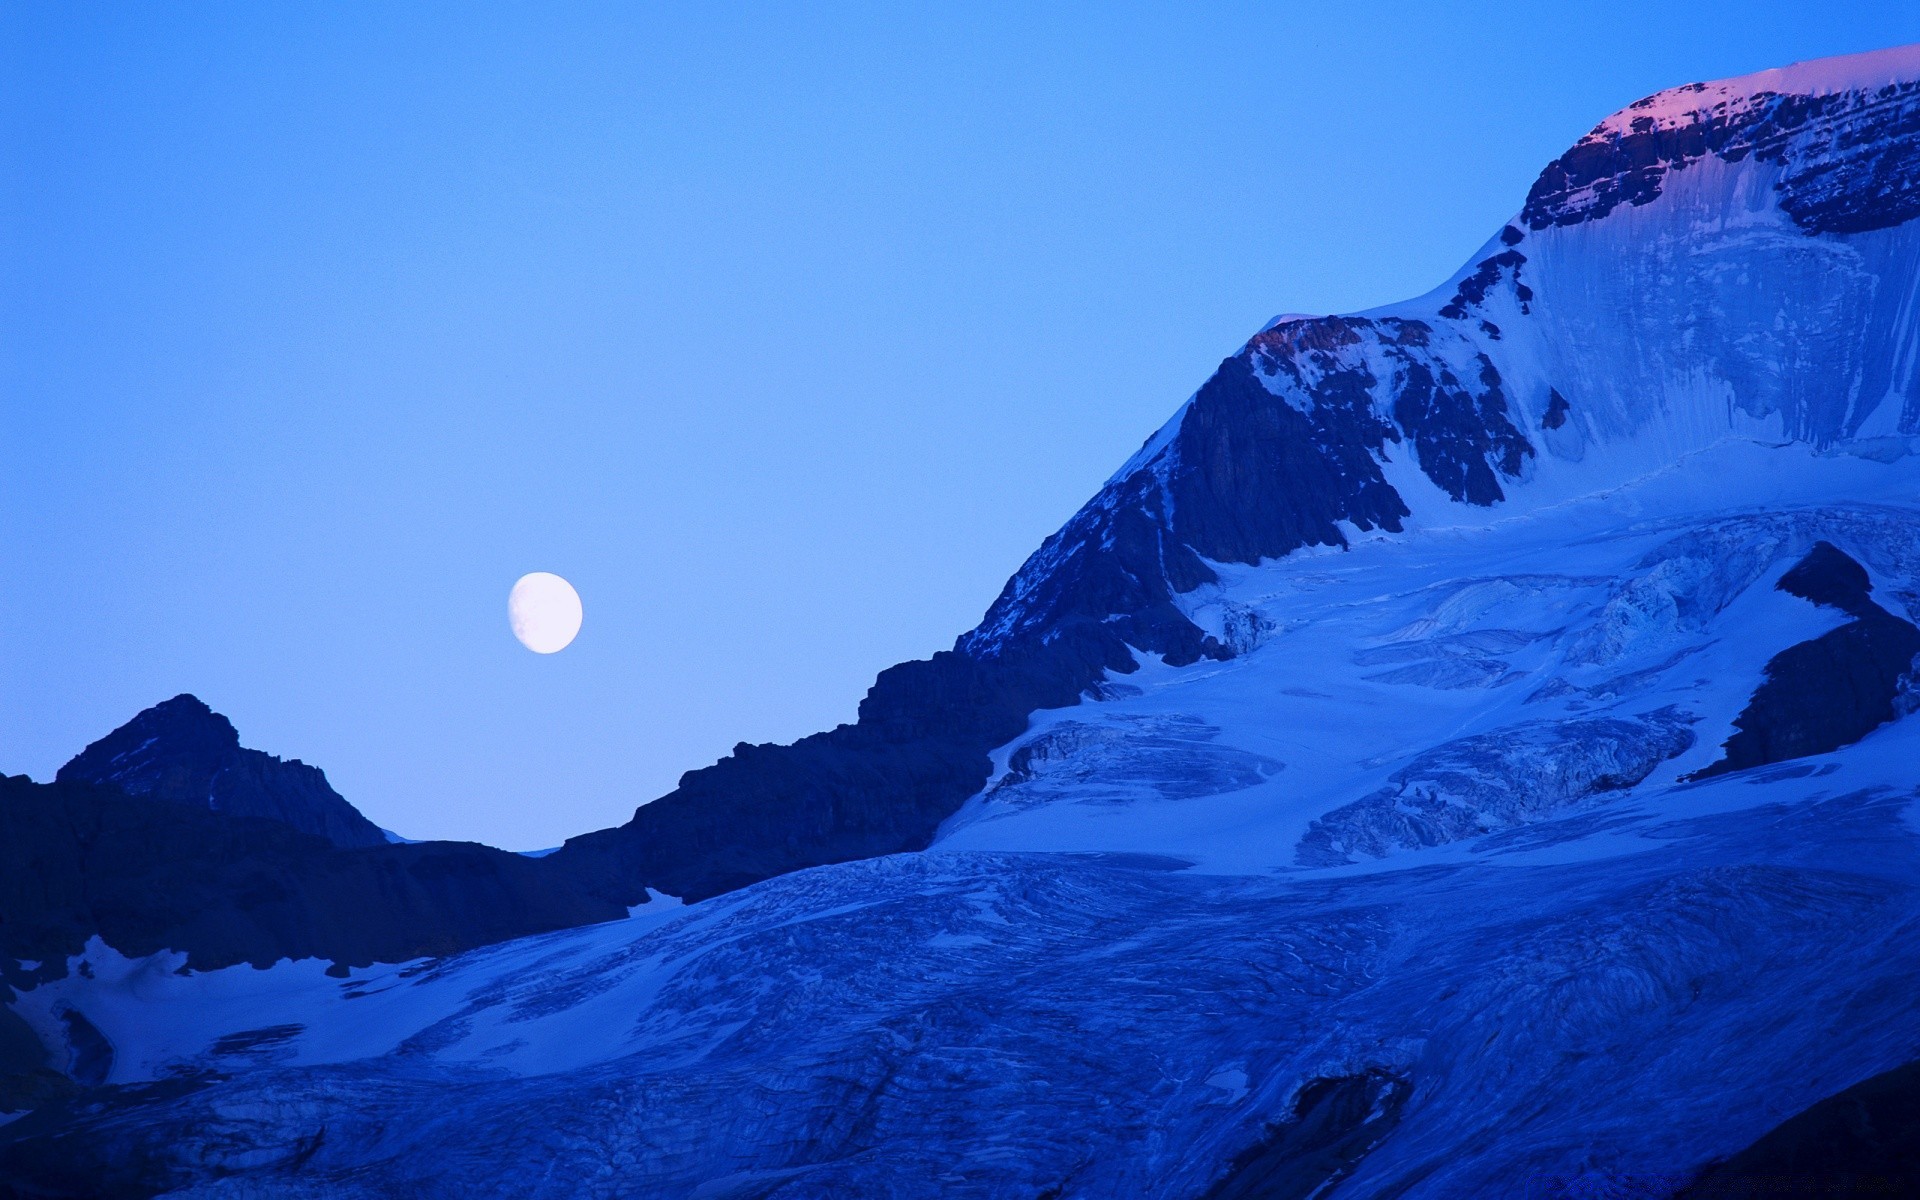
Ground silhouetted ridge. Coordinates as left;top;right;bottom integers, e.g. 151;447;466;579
57;694;387;849
0;774;628;978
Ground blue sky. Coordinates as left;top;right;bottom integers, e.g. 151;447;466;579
6;3;1919;849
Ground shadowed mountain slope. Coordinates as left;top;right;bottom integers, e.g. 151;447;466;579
0;773;627;979
554;44;1920;906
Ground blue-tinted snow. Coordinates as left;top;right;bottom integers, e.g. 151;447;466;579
15;44;1920;1198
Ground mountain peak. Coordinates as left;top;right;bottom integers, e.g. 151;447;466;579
1598;43;1920;137
1525;42;1920;236
56;697;387;849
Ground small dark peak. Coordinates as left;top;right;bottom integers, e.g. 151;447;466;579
1776;540;1876;617
56;693;241;797
55;695;388;849
0;771;633;975
1478;320;1502;340
1499;224;1525;246
1541;388;1571;430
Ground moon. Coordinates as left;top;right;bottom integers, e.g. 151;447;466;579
508;572;583;654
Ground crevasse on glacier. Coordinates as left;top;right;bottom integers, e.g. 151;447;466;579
11;44;1920;1200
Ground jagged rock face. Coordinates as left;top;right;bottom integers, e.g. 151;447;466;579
56;695;387;849
962;315;1533;664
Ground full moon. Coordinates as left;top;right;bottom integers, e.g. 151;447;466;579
508;572;583;654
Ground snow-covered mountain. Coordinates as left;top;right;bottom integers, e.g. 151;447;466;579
9;44;1920;1198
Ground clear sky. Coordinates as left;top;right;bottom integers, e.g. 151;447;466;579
6;3;1918;850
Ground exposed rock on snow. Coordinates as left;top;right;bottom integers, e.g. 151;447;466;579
1694;541;1920;777
1296;709;1697;866
985;714;1282;809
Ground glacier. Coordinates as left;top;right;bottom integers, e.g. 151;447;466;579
9;44;1920;1200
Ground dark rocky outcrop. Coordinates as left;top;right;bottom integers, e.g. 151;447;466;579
1438;244;1532;320
1678;1058;1920;1197
552;639;1118;902
1201;1071;1412;1200
1541;387;1571;430
0;1008;74;1116
1693;542;1920;778
56;695;387;849
1774;538;1880;615
0;774;628;975
1168;344;1412;563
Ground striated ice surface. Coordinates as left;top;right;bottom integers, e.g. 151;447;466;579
9;752;1920;1198
979;713;1282;810
1295;709;1696;866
